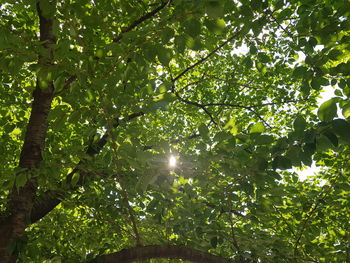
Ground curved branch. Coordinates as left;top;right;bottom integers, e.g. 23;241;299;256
172;88;217;124
90;245;244;263
30;112;145;223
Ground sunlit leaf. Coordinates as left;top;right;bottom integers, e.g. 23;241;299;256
250;122;265;134
317;98;337;121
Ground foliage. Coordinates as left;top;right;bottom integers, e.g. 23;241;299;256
0;0;350;262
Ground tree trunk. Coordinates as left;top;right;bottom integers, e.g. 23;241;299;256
0;1;56;262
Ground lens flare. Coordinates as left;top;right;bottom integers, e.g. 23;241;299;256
169;155;177;167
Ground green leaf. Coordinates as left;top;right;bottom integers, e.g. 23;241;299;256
175;35;186;53
300;82;311;96
210;236;218;248
253;134;274;145
241;182;254;195
317;99;337;121
185;19;201;38
71;173;80;186
324;131;338;147
334;89;342;96
316;134;333;151
157;47;172;66
136;150;154;164
204;19;225;34
146;199;159;212
186;36;202;50
206;1;224;18
2;179;14;191
311;78;329;90
137;171;159;193
277;8;293;21
143;44;157;62
161;27;175;44
250;122;265;134
304;130;316;143
53;76;65;93
2;1;350;259
213;131;232;142
293;66;307;78
243;57;253;68
39;80;49;89
268;170;281;180
198;123;209;140
258;52;270;63
11;128;21;136
95;49;104;58
272;156;292;170
341;103;350;119
69;111;81;123
331;119;350;143
285;146;302;166
327;48;342;61
293;115;307;133
300;150;312;166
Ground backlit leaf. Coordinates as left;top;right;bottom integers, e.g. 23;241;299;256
250;122;265;134
317;99;337;121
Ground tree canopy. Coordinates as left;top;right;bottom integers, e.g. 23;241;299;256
0;0;350;262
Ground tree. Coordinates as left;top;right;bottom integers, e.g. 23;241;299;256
0;0;350;262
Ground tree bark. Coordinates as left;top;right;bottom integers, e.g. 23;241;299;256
90;245;244;263
0;2;56;262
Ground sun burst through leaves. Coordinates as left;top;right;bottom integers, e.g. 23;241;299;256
169;155;177;168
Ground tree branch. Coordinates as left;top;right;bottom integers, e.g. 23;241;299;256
120;188;142;247
293;182;335;258
54;75;77;96
89;245;246;263
172;30;242;82
172;85;273;128
30;112;145;224
266;8;296;40
203;74;260;91
172;87;218;124
113;0;170;43
272;204;296;238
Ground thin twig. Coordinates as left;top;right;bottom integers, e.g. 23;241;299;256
272;204;296;238
201;99;307;108
113;0;170;43
172;86;217;124
293;178;338;258
203;74;260;90
226;193;241;252
266;8;295;40
98;95;143;247
172;30;242;82
120;186;143;246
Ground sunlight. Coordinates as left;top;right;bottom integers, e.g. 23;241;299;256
169;155;177;168
295;162;321;181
